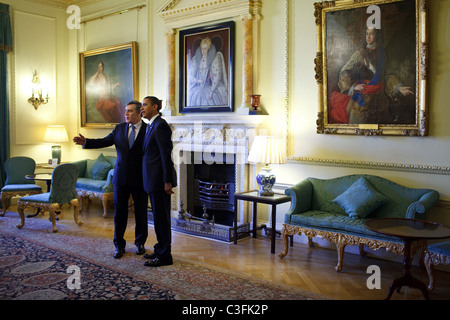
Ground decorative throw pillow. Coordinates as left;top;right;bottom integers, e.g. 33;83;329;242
85;159;95;179
91;153;112;180
332;177;388;219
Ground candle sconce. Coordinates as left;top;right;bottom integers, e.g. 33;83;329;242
28;70;49;110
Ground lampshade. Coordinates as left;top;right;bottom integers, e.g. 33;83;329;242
248;136;286;196
43;125;68;164
248;136;286;165
43;125;69;143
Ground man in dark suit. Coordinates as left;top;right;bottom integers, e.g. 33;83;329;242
73;100;148;259
140;96;176;267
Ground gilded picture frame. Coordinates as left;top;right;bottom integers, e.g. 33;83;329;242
80;42;138;128
179;21;235;113
315;0;428;136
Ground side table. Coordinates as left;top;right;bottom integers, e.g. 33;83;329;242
365;218;450;300
234;190;291;254
25;173;52;192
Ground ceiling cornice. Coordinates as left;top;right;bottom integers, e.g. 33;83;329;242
157;0;262;29
24;0;105;10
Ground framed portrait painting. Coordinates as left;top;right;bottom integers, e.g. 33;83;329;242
315;0;428;136
179;21;235;113
80;42;138;128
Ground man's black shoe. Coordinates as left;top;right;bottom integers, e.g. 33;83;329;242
136;244;146;255
143;257;173;267
143;252;156;260
113;248;125;259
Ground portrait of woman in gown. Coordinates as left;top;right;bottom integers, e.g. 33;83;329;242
86;61;124;123
187;37;228;107
81;43;136;126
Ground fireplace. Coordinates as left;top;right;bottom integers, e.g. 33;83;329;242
175;150;246;242
165;115;266;241
188;154;236;226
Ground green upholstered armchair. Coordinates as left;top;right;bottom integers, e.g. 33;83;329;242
1;157;43;216
72;154;116;218
17;163;83;233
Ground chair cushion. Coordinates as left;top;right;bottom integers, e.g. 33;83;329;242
1;184;42;192
332;177;388;219
76;178;107;193
91;154;112;180
428;241;450;256
19;192;50;203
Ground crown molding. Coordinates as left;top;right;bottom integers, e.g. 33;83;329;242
25;0;104;10
157;0;262;29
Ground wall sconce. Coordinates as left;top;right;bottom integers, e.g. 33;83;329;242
28;70;49;110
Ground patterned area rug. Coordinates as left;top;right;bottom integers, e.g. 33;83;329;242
0;215;327;301
0;234;174;300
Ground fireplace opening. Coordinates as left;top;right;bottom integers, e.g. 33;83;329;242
186;153;236;226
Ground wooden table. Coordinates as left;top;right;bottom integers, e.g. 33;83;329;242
234;190;291;254
365;218;450;300
25;173;52;192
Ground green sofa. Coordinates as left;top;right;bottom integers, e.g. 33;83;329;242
279;174;440;271
71;154;116;218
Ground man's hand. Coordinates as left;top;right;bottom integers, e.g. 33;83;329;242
73;133;86;145
164;182;174;195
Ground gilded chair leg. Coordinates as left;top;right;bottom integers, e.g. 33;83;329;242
16;205;25;229
102;196;108;218
308;237;315;248
83;196;91;211
71;199;83;227
424;252;435;292
417;241;427;269
336;242;345;272
77;195;83;211
49;205;58;233
278;230;291;258
1;195;9;217
359;243;366;256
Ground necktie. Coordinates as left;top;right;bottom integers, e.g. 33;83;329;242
129;125;135;148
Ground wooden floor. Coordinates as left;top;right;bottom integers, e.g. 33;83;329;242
10;203;450;300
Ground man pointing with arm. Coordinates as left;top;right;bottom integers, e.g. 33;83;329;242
73;100;149;259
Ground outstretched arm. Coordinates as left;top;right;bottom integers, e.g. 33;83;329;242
73;133;86;145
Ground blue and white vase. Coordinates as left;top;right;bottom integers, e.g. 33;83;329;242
256;165;276;196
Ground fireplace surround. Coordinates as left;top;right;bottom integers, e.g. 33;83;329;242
165;115;267;241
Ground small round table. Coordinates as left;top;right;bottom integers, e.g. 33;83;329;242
25;173;52;192
365;218;450;300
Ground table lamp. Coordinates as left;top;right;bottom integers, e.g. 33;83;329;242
248;136;286;196
43;125;69;164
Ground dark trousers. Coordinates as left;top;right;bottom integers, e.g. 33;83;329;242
148;191;172;260
113;185;148;249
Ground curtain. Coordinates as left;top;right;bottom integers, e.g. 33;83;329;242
0;3;12;206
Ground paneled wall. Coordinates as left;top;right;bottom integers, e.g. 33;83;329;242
6;0;70;161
